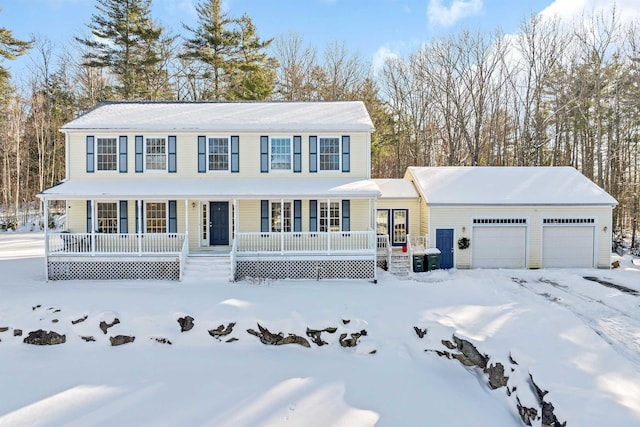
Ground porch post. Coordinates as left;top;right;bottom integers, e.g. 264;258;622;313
184;199;189;241
43;199;49;281
280;198;284;254
327;198;331;254
91;199;96;256
137;200;142;256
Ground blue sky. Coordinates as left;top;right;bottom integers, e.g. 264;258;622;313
2;0;638;78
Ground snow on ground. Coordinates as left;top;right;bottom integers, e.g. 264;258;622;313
0;233;639;427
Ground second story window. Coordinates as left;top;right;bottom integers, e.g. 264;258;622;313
319;137;340;171
208;137;229;171
146;137;166;171
271;138;292;171
96;138;117;171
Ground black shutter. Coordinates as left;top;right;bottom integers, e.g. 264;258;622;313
231;135;240;172
342;200;350;231
135;136;144;172
168;200;177;233
198;136;207;173
119;200;128;233
293;136;302;173
260;200;269;232
294;200;302;232
86;200;92;232
260;136;269;173
342;136;350;172
309;136;317;173
309;200;317;232
86;136;95;173
168;136;177;173
119;136;127;173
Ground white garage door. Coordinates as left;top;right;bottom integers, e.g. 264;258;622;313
542;226;594;268
472;226;527;268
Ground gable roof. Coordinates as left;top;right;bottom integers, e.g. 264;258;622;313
61;101;374;133
373;179;419;199
407;166;618;206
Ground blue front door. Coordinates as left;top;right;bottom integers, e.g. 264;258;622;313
209;202;229;246
436;228;454;269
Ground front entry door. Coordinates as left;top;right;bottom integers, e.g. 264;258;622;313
436;228;454;269
209;202;229;246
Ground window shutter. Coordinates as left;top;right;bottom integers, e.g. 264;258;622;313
198;136;206;173
231;135;240;173
135;136;144;173
309;136;317;173
168;136;177;173
260;200;269;232
168;200;177;233
119;200;128;233
342;200;350;231
119;136;127;173
294;200;302;232
293;136;302;173
86;200;92;232
342;136;350;172
260;136;269;173
86;136;95;173
309;200;317;232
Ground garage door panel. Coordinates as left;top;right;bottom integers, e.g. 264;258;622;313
472;226;526;268
542;226;594;268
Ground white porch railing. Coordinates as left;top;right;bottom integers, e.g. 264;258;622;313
234;230;376;255
407;234;428;255
377;234;391;264
47;232;187;256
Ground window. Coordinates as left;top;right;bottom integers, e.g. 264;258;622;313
201;202;208;244
319;202;340;232
146;138;166;170
271;201;292;232
271;138;292;170
96;138;117;171
146;202;167;233
376;210;389;235
208;137;229;171
393;210;407;244
96;202;118;233
319;137;340;171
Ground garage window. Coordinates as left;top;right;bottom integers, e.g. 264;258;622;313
473;218;527;224
543;218;594;224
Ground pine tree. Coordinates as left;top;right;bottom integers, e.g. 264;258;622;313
0;16;33;94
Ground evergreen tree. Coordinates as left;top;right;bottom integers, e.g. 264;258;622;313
0;14;33;93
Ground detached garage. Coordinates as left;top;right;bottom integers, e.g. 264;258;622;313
405;166;618;269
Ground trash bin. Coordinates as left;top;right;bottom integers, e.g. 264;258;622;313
413;254;426;272
425;248;441;271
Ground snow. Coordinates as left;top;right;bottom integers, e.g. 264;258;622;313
1;233;640;426
61;102;375;133
408;166;618;206
38;178;381;201
372;179;419;199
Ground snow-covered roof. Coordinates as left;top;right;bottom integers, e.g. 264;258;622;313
61;101;374;133
407;166;618;206
38;178;381;200
373;179;419;199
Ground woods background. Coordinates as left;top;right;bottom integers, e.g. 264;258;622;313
0;0;638;250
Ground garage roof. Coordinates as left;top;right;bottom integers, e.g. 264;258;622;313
373;179;419;199
407;166;618;206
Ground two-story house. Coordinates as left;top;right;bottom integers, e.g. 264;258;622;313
38;101;381;281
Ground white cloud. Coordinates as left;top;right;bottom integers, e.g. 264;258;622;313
539;0;640;24
372;45;400;73
427;0;483;27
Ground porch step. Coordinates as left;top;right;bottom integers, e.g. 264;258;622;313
183;255;231;281
388;253;411;277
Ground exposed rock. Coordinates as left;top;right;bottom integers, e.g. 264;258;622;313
486;363;509;389
110;335;135;346
52;319;59;323
226;337;239;343
246;323;309;348
72;315;88;325
152;337;172;345
13;329;22;337
441;339;456;350
0;327;8;333
99;318;120;334
177;315;195;332
23;329;66;345
452;336;488;368
369;349;377;354
32;305;41;311
342;319;350;325
339;332;364;348
529;374;549;404
541;401;566;427
208;322;235;340
48;308;61;313
81;336;96;342
324;327;337;333
277;334;311;348
413;326;428;339
509;353;519;365
516;397;538;426
305;327;337;347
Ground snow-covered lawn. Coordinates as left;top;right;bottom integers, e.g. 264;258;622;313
0;233;639;427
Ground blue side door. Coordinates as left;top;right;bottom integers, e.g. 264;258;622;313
436;228;454;269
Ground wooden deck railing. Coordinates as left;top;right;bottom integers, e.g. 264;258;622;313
234;230;376;255
47;232;187;256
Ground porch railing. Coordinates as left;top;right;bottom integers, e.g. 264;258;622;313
234;230;376;255
47;232;187;255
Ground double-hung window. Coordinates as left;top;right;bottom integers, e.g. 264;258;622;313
96;138;117;171
96;202;118;233
146;202;167;233
146;137;167;171
319;202;340;232
271;137;292;171
271;201;292;232
208;137;229;171
319;137;340;171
